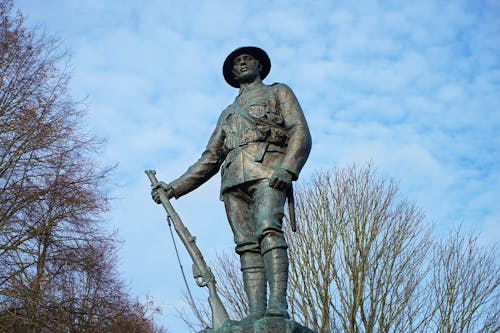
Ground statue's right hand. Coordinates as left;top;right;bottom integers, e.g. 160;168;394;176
151;181;175;203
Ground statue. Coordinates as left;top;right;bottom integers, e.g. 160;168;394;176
151;46;312;330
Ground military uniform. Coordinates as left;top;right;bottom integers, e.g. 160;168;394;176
170;81;311;253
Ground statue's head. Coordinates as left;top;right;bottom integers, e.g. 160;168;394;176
223;46;271;88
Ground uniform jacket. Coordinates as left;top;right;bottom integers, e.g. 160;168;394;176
170;82;311;198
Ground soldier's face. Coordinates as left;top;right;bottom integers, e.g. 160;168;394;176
232;54;262;83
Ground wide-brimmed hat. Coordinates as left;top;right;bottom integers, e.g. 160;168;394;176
223;46;271;88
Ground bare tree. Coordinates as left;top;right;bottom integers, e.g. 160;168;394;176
287;164;432;333
0;1;166;332
427;227;499;333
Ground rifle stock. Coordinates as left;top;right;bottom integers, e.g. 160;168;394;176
145;170;229;329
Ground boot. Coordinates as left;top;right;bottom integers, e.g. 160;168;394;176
263;247;290;318
240;253;267;322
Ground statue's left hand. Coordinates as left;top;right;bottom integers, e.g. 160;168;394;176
268;168;293;191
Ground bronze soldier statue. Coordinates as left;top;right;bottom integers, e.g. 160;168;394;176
152;46;311;321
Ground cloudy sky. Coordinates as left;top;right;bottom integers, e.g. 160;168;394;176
15;0;500;331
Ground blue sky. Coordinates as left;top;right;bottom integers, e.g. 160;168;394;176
15;0;500;331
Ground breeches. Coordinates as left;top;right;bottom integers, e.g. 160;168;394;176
222;180;288;259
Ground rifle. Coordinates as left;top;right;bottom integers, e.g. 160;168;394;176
145;170;229;329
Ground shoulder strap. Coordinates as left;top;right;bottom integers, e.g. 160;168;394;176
233;99;284;130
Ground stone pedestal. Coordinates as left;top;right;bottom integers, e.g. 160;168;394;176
199;317;318;333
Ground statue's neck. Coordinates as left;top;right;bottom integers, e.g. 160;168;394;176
238;78;264;95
